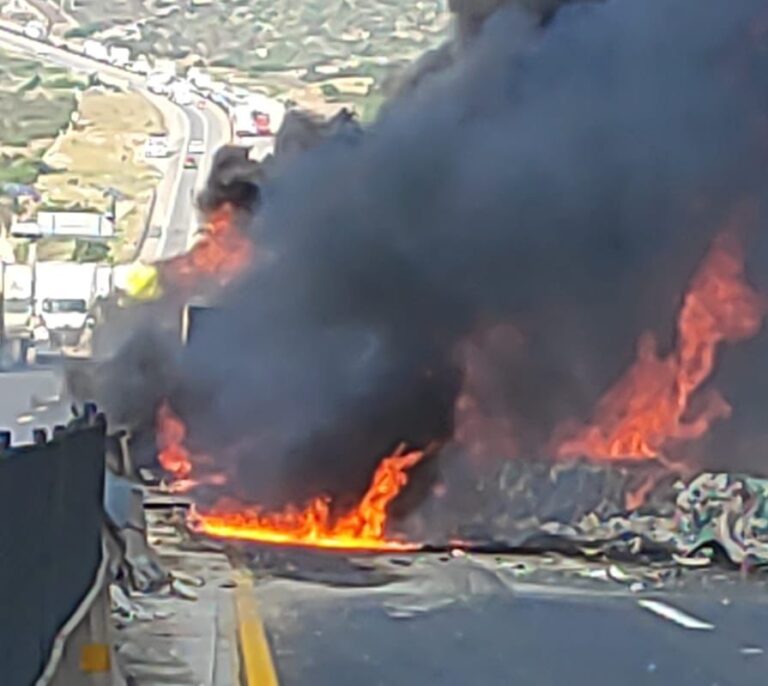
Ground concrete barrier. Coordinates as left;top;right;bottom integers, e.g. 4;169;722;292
0;412;107;685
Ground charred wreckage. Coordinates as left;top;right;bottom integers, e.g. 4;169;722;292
68;0;768;576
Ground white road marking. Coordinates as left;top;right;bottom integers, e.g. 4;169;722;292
638;599;715;631
739;646;764;656
16;414;34;424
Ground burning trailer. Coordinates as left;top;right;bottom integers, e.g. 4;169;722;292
69;0;768;574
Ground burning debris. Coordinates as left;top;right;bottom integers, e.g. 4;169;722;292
157;400;427;550
83;0;768;560
160;202;255;291
177;0;768;510
155;401;192;479
192;447;425;551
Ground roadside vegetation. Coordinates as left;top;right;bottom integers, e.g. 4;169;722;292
35;89;164;262
61;0;450;119
0;48;82;240
0;50;83;184
0;49;164;263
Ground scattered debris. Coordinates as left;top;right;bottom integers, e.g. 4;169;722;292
485;471;768;572
170;578;200;601
383;596;456;620
110;585;154;623
672;553;712;568
170;570;205;588
607;564;634;583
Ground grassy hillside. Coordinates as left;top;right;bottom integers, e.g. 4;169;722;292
62;0;451;116
0;50;85;184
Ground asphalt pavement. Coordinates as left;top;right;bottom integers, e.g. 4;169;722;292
161;105;205;258
245;551;768;686
159;101;233;257
0;368;70;443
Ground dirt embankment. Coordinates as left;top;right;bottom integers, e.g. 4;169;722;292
33;88;164;262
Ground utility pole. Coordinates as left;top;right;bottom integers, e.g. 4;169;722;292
28;238;38;320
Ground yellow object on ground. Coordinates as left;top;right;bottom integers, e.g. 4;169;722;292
79;643;111;673
120;262;162;301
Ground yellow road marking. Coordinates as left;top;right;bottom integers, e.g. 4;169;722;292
234;570;280;686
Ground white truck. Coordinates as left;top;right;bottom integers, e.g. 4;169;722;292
231;94;286;143
154;58;177;79
131;55;152;75
33;263;99;350
187;67;213;93
83;39;109;62
23;21;47;41
108;45;131;68
146;70;173;95
36;211;114;238
169;80;193;106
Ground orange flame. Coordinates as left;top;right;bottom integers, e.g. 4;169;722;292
556;230;765;461
194;447;424;550
156;400;193;478
161;203;254;288
154;401;424;550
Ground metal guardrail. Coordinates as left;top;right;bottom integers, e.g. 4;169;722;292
0;411;106;686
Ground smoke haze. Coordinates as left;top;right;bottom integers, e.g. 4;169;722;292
152;0;768;508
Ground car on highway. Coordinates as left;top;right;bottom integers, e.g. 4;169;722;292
188;139;205;155
184;155;198;170
196;99;207;110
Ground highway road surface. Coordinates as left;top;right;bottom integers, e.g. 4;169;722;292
0;369;69;442
160;105;204;257
0;25;231;439
240;551;768;686
160;102;230;258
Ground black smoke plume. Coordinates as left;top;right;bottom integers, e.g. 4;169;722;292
165;0;768;512
197;145;264;214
